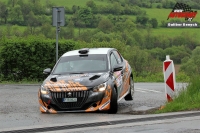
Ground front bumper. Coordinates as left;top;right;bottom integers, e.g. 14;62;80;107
38;86;112;113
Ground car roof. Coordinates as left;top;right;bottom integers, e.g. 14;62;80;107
62;48;114;57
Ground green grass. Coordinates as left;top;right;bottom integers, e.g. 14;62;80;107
134;72;190;83
152;27;200;37
155;75;200;113
0;25;26;31
45;0;108;7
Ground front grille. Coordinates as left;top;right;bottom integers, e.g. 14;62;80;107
51;91;90;109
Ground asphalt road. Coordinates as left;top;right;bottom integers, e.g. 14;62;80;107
0;83;188;131
60;113;200;133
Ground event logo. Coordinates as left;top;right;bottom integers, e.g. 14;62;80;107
167;3;197;21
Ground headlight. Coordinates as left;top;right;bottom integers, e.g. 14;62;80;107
93;82;107;92
41;86;49;95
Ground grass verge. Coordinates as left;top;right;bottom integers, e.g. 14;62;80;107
155;75;200;113
134;72;190;83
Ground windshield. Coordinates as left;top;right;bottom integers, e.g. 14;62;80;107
52;54;108;74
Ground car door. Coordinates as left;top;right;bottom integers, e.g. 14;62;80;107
110;52;123;99
113;50;129;99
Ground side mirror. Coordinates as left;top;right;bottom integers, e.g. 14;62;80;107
113;64;123;72
43;68;51;74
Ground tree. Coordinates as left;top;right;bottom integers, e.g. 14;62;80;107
98;19;114;33
114;18;136;32
149;18;158;28
32;0;45;15
9;5;24;25
0;2;8;24
26;11;39;34
7;0;19;7
136;15;149;25
124;4;132;14
76;20;86;36
72;5;79;13
18;1;32;25
61;20;75;39
40;23;53;38
78;7;93;27
111;2;122;15
131;30;145;47
180;46;200;76
86;0;96;9
123;46;161;76
156;4;162;8
161;0;176;9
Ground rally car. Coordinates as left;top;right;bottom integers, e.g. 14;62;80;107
38;48;134;114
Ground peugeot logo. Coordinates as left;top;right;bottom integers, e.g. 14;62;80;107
67;92;72;97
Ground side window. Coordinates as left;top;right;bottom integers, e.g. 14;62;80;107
110;53;118;68
113;51;123;64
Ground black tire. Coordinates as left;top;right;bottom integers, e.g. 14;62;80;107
124;77;134;101
108;87;118;114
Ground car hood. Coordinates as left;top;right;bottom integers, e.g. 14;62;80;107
42;72;110;92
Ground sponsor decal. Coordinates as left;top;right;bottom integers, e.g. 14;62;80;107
99;100;110;110
116;75;122;87
44;80;88;92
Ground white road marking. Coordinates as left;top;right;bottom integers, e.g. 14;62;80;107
135;88;162;93
135;90;147;93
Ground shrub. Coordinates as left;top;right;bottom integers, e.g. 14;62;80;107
0;36;76;81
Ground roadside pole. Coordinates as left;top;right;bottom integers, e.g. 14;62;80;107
52;7;65;62
163;55;176;102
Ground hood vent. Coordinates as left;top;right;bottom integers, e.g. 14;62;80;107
50;76;57;82
89;75;101;80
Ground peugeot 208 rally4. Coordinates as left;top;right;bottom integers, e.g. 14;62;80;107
38;48;134;114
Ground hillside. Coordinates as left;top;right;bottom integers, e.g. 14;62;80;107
0;0;199;82
49;0;200;40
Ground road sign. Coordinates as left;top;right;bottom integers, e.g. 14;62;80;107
52;7;65;26
163;55;176;102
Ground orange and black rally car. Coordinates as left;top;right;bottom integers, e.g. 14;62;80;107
38;48;134;114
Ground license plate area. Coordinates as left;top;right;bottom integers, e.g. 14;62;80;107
63;98;77;102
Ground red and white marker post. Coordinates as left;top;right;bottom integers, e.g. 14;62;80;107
163;55;176;102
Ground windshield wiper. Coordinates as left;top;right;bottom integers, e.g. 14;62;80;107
69;72;85;74
52;73;61;75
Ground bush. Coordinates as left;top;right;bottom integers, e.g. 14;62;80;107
0;36;76;81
